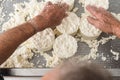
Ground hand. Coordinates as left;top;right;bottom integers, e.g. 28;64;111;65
29;2;68;32
86;5;120;35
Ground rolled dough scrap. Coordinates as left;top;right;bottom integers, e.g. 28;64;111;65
53;34;77;58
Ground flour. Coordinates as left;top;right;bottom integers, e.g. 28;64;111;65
101;53;107;61
111;50;119;61
102;56;107;61
39;52;62;67
99;36;116;45
79;35;116;60
0;5;5;27
78;0;85;7
0;7;3;22
2;1;45;31
80;38;99;60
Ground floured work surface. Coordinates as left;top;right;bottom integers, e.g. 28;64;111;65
0;0;120;69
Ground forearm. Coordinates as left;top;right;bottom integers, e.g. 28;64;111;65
0;22;35;64
0;2;68;65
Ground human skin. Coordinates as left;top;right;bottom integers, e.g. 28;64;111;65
0;4;118;80
86;5;120;38
0;2;68;65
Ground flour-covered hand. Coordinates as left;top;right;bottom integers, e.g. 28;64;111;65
86;5;120;37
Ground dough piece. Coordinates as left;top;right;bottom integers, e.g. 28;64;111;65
32;28;55;52
24;1;46;18
1;46;34;68
53;34;77;58
79;13;102;39
56;12;80;35
84;0;109;10
45;0;75;11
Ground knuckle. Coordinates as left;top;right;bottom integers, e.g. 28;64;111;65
98;13;104;18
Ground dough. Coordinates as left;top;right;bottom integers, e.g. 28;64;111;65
32;28;55;52
2;1;45;31
45;0;75;11
79;13;102;39
53;34;77;58
0;46;34;68
24;1;46;18
56;12;80;35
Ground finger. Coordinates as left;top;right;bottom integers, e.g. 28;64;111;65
46;1;53;6
86;5;100;18
87;16;101;29
43;2;53;11
99;7;109;15
97;7;114;22
61;3;69;11
99;7;110;14
99;7;106;11
99;7;113;18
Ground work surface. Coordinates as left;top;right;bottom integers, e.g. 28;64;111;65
29;0;120;69
0;0;120;79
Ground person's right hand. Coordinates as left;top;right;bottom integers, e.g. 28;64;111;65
29;2;68;32
86;5;120;37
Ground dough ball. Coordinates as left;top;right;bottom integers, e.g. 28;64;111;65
79;13;102;39
56;12;80;35
53;34;78;58
32;28;55;52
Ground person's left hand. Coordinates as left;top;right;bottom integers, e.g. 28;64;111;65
86;5;120;34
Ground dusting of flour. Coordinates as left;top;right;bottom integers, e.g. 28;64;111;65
0;0;120;68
